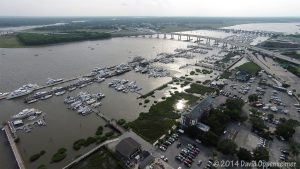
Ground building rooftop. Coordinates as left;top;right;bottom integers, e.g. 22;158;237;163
183;96;213;120
115;137;141;158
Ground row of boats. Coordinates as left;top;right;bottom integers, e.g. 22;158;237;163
64;92;105;116
108;79;142;93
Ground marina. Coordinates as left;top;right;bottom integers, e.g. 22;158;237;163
0;26;280;169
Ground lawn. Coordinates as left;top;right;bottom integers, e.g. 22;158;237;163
71;147;128;169
185;83;216;95
237;61;261;75
129;92;199;143
0;35;24;48
282;51;300;60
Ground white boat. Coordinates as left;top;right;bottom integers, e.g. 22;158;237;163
27;99;38;104
68;87;76;91
0;92;9;97
91;102;101;108
40;94;53;100
55;91;65;96
46;78;64;85
86;98;96;105
6;84;38;99
12;108;41;119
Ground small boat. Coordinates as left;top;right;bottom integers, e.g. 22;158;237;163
27;99;38;104
55;91;65;96
40;94;53;100
91;102;101;108
68;87;76;91
86;98;96;105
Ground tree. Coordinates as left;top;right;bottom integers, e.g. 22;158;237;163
250;117;267;132
267;114;274;122
237;148;252;162
226;98;244;110
217;139;237;155
275;122;296;141
253;147;269;161
248;94;258;102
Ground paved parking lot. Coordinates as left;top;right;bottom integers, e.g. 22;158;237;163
157;135;213;169
221;73;300;121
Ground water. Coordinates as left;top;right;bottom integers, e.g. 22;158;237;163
223;22;300;34
0;37;208;169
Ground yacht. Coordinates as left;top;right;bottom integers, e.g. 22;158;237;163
27;99;38;104
12;108;42;119
55;91;65;96
40;94;53;100
46;78;64;85
86;98;96;105
68;86;76;91
91;102;101;108
6;84;38;99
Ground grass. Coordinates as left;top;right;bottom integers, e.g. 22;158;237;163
282;51;300;60
185;83;216;95
220;71;232;79
0;35;24;48
71;147;128;169
129;92;199;143
237;61;261;75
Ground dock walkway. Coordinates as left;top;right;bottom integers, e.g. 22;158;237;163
3;124;26;169
62;138;119;169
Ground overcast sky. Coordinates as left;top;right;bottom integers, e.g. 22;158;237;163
0;0;299;17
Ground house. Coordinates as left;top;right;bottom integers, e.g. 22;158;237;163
181;96;213;127
115;137;141;160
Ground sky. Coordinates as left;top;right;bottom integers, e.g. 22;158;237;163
0;0;300;17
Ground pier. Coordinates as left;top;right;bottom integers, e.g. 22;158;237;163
3;124;26;169
62;138;119;169
95;112;126;134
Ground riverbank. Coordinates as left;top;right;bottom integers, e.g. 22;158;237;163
0;32;111;48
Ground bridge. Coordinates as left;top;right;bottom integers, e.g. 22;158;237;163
3;123;26;169
131;32;300;65
62;138;119;169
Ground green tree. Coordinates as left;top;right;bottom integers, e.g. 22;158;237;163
253;147;269;161
275;119;299;141
237;148;252;162
248;94;258;102
226;98;244;110
217;139;237;155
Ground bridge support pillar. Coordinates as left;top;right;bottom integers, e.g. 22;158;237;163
171;34;174;39
164;34;166;39
156;34;159;38
178;35;181;40
150;34;152;38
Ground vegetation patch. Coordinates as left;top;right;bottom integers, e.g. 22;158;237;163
220;71;232;79
51;148;67;163
0;34;24;48
185;83;216;95
71;147;128;169
237;61;261;75
29;150;46;162
17;32;111;46
129;92;199;143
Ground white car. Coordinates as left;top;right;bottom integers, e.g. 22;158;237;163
287;91;293;96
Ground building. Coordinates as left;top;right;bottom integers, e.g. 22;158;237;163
115;137;141;160
181;96;213;127
236;70;250;82
138;155;155;169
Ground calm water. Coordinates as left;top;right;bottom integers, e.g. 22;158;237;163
223;22;300;34
0;37;207;169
